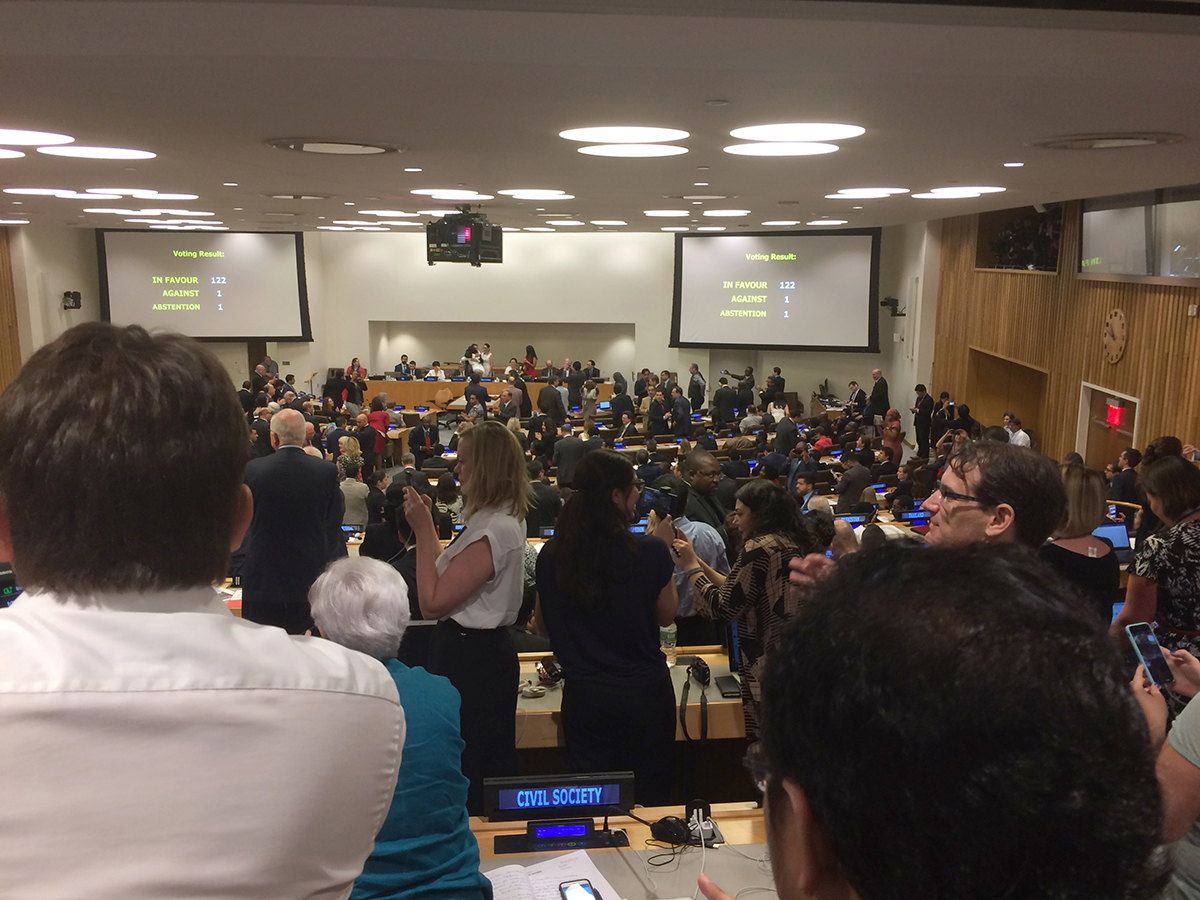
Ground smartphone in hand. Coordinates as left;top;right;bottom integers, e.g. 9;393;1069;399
1126;622;1175;687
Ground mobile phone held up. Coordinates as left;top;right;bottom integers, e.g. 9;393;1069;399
559;880;597;900
1126;622;1175;686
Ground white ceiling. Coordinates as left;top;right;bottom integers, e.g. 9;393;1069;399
2;0;1200;233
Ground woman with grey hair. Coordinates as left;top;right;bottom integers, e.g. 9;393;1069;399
309;558;491;900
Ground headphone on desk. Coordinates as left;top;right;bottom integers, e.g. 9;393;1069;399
679;656;710;745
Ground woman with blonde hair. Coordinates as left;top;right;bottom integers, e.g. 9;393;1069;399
402;420;530;813
1040;463;1119;623
337;435;362;481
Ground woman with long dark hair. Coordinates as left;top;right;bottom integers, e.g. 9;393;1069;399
675;479;814;739
522;345;538;379
536;450;678;805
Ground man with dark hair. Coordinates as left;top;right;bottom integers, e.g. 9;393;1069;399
982;424;1011;443
537;376;568;425
910;383;934;457
582;359;600;379
241;408;347;632
366;468;389;525
773;406;800;453
552;423;586;489
0;324;402;899
701;543;1164;900
846;379;867;418
832;448;874;514
1005;412;1031;448
636;447;664;487
610;380;634;426
238;379;255;414
680;450;728;542
722;446;751;479
794;472;818;510
711;376;736;429
525;460;562;537
565;360;587;410
921;441;1066;548
1110;446;1142;504
660;368;678;400
669;385;692;438
463;370;489;409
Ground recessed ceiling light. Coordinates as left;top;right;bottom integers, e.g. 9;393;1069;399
559;126;689;143
1031;133;1184;150
10;201;21;204
702;209;751;217
502;227;521;232
38;146;155;160
661;226;689;232
730;123;864;142
0;149;26;159
224;182;238;186
5;187;121;200
149;224;229;231
234;207;243;211
825;188;909;199
578;144;688;158
318;226;353;231
762;220;801;226
697;226;726;232
912;186;1006;199
268;193;329;201
0;218;30;224
266;138;398;155
85;188;199;200
807;219;848;226
852;206;863;210
524;227;555;232
498;189;574;200
360;210;418;217
344;202;355;206
375;220;423;226
404;167;422;172
1003;162;1025;167
0;128;72;145
723;142;839;157
644;209;689;217
125;218;223;225
545;220;584;226
333;220;379;225
694;182;709;187
418;209;458;216
693;201;702;205
683;194;728;201
82;207;214;216
412;189;494;201
705;100;729;107
590;220;626;226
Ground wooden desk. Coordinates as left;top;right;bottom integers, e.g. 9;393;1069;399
471;802;764;859
515;649;745;750
367;379;614;409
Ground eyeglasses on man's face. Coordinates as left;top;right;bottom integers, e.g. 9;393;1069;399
934;480;988;506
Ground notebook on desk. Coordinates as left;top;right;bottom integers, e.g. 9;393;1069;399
486;850;619;900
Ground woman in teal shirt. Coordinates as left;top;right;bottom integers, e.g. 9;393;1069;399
310;557;492;900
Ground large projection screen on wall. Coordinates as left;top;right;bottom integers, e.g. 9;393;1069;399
98;230;311;341
670;229;880;352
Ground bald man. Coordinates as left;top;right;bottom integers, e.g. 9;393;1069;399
239;409;347;633
354;412;379;479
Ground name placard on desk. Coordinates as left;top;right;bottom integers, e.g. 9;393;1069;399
484;772;634;822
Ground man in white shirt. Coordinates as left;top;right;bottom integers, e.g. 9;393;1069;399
1005;412;1031;448
0;323;404;900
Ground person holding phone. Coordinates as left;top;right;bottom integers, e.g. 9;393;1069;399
402;421;529;814
1114;455;1200;712
535;450;679;806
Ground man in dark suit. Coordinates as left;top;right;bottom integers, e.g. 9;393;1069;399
1109;447;1141;504
407;420;437;470
634;368;651;404
552;424;587;488
565;361;587;410
711;377;737;429
251;364;268;395
583;426;604;453
636;448;663;485
669;386;692;438
610;382;634;426
326;414;352;462
833;449;875;514
736;368;755;417
687;363;706;412
525;460;563;537
659;370;679;401
615;412;639;441
582;360;601;380
390;453;433;495
238;381;255;414
910;383;935;457
771;366;785;397
774;409;800;453
680;450;729;545
241;409;346;634
847;380;868;417
537;379;568;425
353;413;378;479
865;368;890;432
722;447;752;479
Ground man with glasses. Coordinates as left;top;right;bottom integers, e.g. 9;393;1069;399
701;543;1164;900
921;441;1064;548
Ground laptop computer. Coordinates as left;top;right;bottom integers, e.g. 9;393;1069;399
1092;522;1133;565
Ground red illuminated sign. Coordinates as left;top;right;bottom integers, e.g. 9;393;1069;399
1106;404;1125;428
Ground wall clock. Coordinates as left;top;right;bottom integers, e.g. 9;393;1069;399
1103;309;1127;364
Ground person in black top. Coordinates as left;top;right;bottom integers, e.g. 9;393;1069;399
537;379;568;425
911;383;935;458
711;377;736;430
692;424;718;452
736;367;755;416
1040;464;1120;625
930;392;954;445
525;460;563;537
659;369;678;402
238;381;255;414
864;368;890;429
723;446;751;479
635;447;663;485
609;382;634;427
353;413;378;479
565;361;587;410
669;386;692;438
770;366;785;397
1109;447;1141;505
360;491;405;563
321;368;348;409
953;403;981;440
509;372;532;418
582;360;601;380
366;469;388;525
463;372;489;410
615;412;638;441
535;450;678;806
1135;436;1185;543
648;389;670;436
633;368;651;404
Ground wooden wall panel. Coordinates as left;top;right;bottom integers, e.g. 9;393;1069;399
0;228;23;392
931;201;1200;459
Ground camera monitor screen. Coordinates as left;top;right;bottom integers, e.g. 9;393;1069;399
671;229;881;351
